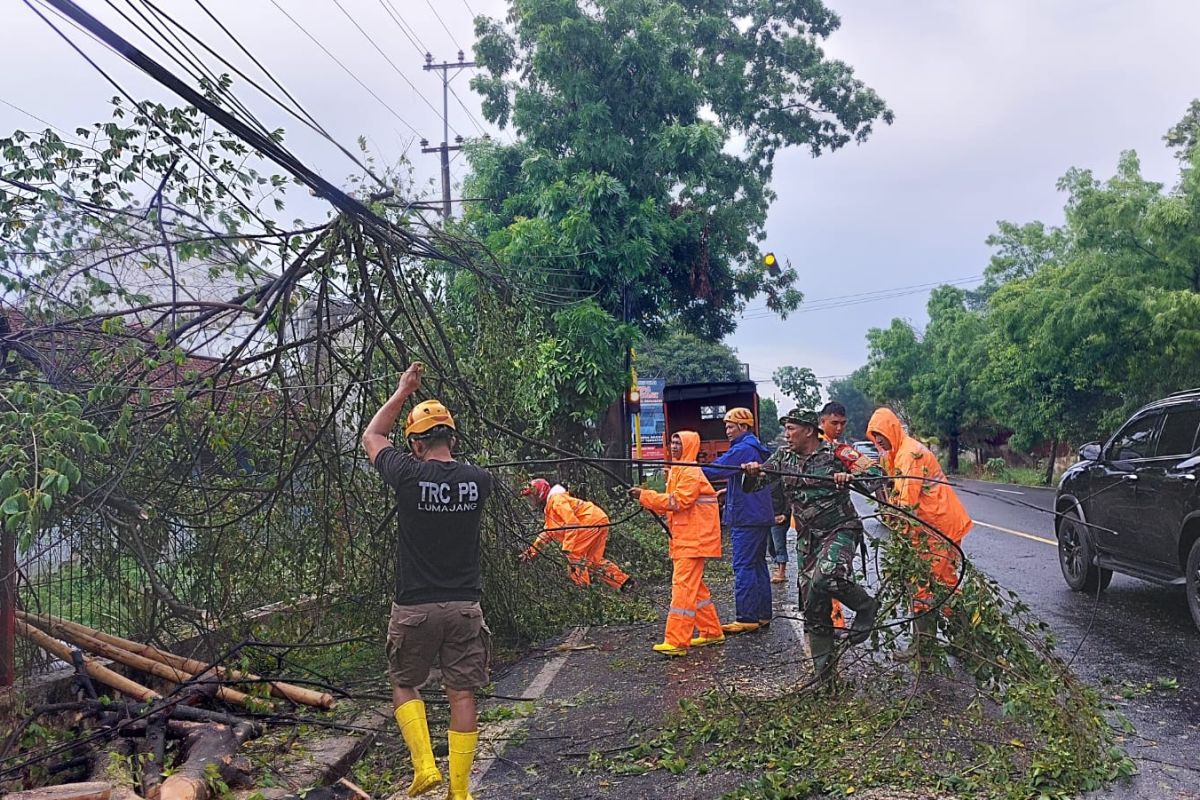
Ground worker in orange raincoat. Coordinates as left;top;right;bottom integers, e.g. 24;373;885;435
629;431;724;657
519;478;633;592
866;407;973;660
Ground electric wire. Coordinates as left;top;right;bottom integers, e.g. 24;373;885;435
326;0;460;135
424;0;463;52
265;0;420;137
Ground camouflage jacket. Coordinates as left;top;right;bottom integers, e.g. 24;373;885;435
741;442;885;538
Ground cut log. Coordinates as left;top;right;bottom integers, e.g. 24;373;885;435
19;611;335;709
21;615;260;709
16;621;159;703
90;700;261;741
6;782;114;800
159;724;252;800
141;709;167;800
90;737;134;783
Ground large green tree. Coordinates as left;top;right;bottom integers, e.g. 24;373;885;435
863;292;989;473
465;0;891;344
637;326;744;384
860;102;1200;483
772;365;822;412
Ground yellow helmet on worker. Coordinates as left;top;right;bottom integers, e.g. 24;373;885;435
723;407;755;427
404;399;456;438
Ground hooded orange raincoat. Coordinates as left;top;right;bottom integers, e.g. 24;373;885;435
867;408;973;612
531;487;630;590
636;431;723;647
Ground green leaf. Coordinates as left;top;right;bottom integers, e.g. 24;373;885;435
1;493;25;515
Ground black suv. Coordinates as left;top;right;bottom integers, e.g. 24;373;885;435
1055;389;1200;631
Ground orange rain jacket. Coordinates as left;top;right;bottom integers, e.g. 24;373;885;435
866;408;973;543
636;431;722;559
532;487;610;554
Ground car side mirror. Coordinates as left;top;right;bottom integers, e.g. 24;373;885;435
1079;442;1102;462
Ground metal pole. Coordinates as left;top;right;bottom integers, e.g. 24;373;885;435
422;54;476;220
441;70;451;218
1;526;16;686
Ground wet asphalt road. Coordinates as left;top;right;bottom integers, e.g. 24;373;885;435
945;478;1200;799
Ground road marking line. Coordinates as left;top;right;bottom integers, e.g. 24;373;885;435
975;520;1056;546
473;625;588;785
994;488;1025;495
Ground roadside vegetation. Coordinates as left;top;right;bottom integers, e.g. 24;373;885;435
603;545;1137;799
833;102;1200;481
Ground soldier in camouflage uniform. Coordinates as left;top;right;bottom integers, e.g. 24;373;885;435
742;409;885;682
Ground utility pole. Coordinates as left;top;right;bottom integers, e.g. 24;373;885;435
421;51;475;219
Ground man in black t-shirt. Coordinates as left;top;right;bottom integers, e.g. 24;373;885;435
362;362;491;800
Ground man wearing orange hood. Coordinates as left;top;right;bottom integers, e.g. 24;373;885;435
866;407;973;659
519;478;632;592
629;431;724;657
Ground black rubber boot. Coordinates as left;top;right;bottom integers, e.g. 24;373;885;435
806;631;835;687
836;584;880;646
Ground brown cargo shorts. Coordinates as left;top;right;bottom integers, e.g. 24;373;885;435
386;601;491;690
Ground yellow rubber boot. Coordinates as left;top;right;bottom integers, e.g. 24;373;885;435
446;729;479;800
394;700;443;797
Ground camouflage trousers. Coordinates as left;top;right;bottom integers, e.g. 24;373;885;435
800;526;874;635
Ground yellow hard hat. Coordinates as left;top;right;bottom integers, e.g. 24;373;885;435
404;399;456;437
724;407;755;427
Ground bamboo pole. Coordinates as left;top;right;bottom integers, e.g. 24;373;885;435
18;610;335;709
19;614;261;709
16;620;159;703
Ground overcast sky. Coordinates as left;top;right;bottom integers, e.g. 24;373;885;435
4;1;1200;403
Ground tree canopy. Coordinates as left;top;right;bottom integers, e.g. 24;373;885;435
465;0;891;341
859;100;1200;477
773;365;822;413
637;325;744;385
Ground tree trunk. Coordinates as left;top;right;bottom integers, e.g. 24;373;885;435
947;434;960;474
1045;436;1059;486
158;724;252;800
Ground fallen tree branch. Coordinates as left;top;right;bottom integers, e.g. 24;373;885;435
20;613;263;710
158;723;254;800
16;620;160;703
19;611;333;709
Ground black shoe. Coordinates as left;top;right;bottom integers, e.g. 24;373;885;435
848;597;880;646
620;578;637;595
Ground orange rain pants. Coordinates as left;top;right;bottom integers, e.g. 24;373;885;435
665;556;723;648
564;525;630;590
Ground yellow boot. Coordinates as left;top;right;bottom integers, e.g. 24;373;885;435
394;700;443;797
446;729;479;800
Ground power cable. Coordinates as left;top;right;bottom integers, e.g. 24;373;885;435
326;0;460;135
23;0;294;244
132;0;384;184
424;0;462;52
265;0;420;137
740;275;983;319
106;0;275;142
376;0;427;56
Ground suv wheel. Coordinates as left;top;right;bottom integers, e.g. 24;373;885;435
1057;509;1113;593
1187;539;1200;633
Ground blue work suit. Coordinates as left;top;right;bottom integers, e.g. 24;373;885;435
704;431;774;623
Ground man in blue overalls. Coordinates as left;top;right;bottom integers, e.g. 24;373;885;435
703;407;775;633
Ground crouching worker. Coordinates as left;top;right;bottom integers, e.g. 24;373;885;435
519;478;633;592
743;409;884;683
362;362;491;799
629;431;724;657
